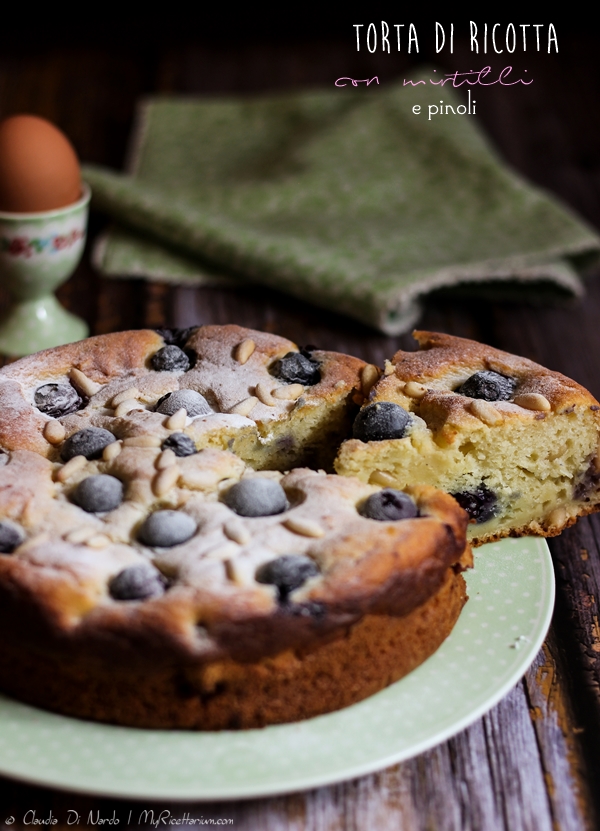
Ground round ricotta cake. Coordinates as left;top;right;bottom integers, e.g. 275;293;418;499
0;326;470;729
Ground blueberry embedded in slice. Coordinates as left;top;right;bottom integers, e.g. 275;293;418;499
61;427;115;461
272;352;320;386
155;389;212;417
359;489;418;521
138;510;197;547
161;433;197;457
108;563;167;600
353;401;410;442
151;345;191;373
455;371;515;402
34;383;83;418
451;484;498;524
255;554;320;601
222;479;288;517
574;461;600;501
72;474;124;513
0;520;25;554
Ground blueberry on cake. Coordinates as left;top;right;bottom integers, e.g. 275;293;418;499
336;331;600;544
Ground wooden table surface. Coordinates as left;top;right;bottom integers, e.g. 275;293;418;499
0;22;599;830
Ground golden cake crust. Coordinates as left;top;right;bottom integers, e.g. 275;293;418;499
0;566;467;729
389;330;597;437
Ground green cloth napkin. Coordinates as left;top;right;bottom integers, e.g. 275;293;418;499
84;78;600;334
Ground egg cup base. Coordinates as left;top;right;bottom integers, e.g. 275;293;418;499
0;294;88;357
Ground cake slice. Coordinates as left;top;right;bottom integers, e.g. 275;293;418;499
336;331;600;544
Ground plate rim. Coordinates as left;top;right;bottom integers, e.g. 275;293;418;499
0;537;555;801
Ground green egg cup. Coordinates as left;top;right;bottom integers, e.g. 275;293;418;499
0;184;90;356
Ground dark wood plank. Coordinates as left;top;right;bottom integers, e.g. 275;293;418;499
524;631;595;831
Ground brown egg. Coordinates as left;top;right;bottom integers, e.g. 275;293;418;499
0;115;81;213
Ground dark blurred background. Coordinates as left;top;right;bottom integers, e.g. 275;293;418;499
1;14;596;340
1;15;595;198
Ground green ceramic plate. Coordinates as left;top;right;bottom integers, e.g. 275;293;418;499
0;537;553;800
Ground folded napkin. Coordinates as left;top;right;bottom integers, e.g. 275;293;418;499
85;77;600;334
